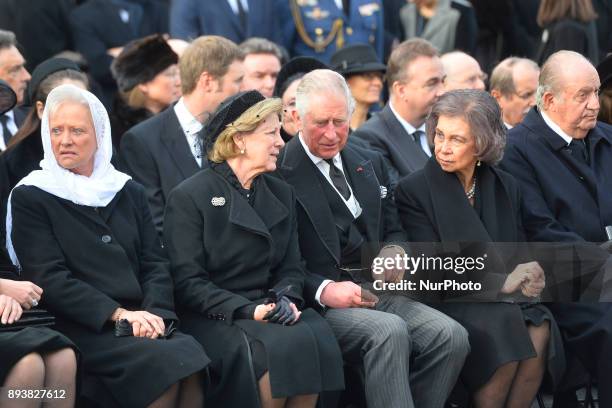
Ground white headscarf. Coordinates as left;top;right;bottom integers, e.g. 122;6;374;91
6;84;131;267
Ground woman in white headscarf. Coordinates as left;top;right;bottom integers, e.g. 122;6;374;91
7;84;209;408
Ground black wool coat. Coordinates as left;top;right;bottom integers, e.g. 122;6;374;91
10;181;209;408
164;168;344;407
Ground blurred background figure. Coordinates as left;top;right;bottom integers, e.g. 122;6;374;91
400;0;478;55
490;57;540;129
536;0;599;65
239;38;283;98
0;29;30;150
277;0;384;64
273;56;327;142
441;51;486;91
69;0;169;107
331;44;385;131
110;34;180;148
597;53;612;124
170;0;282;45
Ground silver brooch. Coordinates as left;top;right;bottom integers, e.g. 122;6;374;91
211;197;226;207
379;186;388;199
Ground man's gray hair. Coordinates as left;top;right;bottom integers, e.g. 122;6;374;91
0;29;16;51
490;57;539;96
536;50;592;110
295;69;355;118
239;37;283;61
426;89;506;165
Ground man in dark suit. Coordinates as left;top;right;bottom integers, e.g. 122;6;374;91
278;69;468;408
119;36;244;234
170;0;282;45
500;50;612;408
352;39;444;188
0;30;30;151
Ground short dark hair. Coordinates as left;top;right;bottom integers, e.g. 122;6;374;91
426;89;506;165
387;38;439;88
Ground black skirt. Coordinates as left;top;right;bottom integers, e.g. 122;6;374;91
56;320;210;408
434;302;564;391
0;327;77;384
181;308;345;408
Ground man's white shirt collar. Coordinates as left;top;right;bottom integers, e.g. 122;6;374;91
298;133;362;218
540;110;573;145
388;102;431;156
174;97;203;166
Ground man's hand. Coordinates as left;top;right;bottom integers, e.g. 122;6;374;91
320;281;378;309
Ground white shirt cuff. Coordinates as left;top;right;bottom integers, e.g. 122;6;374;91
315;279;334;307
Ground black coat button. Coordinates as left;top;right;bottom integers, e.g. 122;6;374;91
101;235;112;244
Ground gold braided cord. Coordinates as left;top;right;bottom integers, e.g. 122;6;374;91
289;0;344;52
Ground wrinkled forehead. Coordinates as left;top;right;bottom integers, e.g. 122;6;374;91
557;62;600;92
306;92;349;117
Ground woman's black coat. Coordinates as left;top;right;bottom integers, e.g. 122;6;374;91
164;168;344;407
10;180;209;407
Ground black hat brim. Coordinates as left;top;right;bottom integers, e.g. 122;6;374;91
337;62;387;77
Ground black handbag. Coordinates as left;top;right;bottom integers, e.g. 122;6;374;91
0;309;55;332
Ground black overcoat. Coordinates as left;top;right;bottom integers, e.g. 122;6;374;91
10;181;209;408
395;158;564;390
119;105;201;235
164;168;344;408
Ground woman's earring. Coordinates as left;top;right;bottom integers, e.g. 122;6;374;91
476;160;481;167
240;148;245;154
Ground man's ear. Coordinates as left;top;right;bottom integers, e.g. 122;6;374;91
490;89;502;102
391;80;406;101
197;71;215;93
291;108;303;133
542;91;556;112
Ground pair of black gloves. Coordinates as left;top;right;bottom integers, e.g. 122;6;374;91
262;285;297;325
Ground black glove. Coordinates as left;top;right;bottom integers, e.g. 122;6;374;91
263;296;296;325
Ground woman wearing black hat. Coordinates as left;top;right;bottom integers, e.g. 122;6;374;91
331;44;386;131
164;90;345;408
110;34;180;149
273;57;327;143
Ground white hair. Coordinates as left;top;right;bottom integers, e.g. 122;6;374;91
295;69;355;118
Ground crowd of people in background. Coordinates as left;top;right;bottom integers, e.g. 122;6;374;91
0;0;611;407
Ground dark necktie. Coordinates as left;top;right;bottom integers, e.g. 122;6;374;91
0;114;13;146
236;0;248;32
568;139;589;166
412;130;424;145
325;159;351;200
